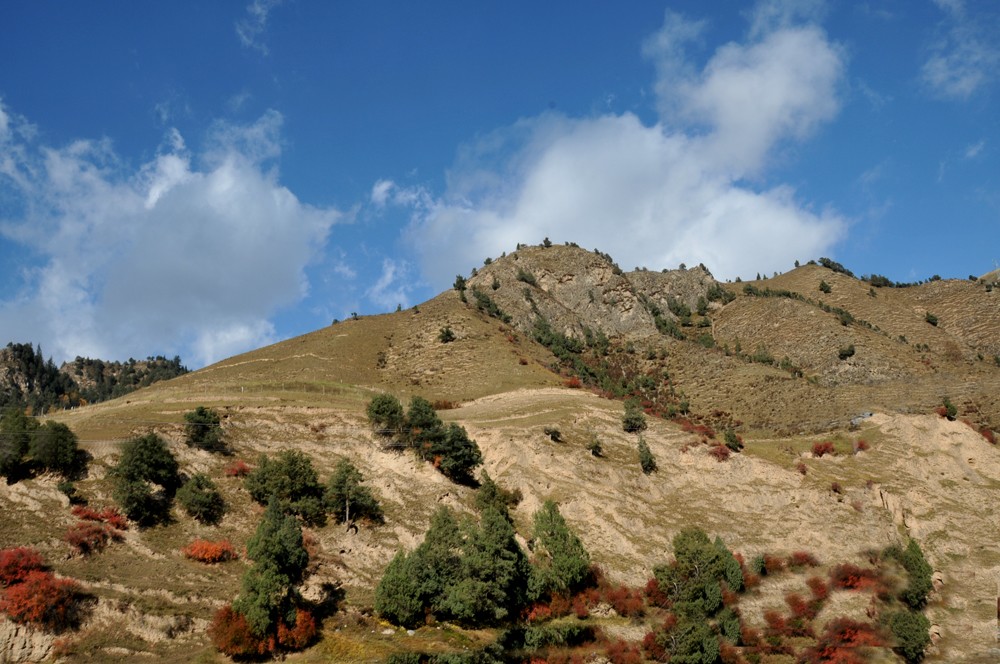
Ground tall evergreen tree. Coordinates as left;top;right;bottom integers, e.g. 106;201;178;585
234;500;310;636
528;500;591;600
325;459;383;525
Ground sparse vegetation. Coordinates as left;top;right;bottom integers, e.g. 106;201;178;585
637;436;656;474
622;399;647;433
925;311;938;326
438;326;456;343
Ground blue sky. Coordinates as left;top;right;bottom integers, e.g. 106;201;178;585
1;1;998;368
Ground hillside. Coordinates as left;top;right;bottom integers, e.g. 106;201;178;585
1;244;999;663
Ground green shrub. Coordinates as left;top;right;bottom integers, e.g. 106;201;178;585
184;406;225;452
925;311;938;326
838;344;855;360
885;609;930;663
622;400;647;433
177;473;225;524
367;393;405;436
638;436;656;474
819;280;832;293
111;434;180;526
438;326;456;343
516;268;538;287
244;451;327;525
28;421;82;477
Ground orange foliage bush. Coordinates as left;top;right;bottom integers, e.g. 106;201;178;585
276;608;317;650
209;605;274;657
182;539;237;563
854;439;870;453
798;617;882;664
0;547;45;587
812;441;835;457
829;564;879;591
564;376;582;389
763;554;786;574
224;459;252;477
981;428;997;445
0;570;79;631
526;602;553;623
572;594;589;619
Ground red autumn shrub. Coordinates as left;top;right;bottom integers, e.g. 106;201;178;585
796;462;808;475
64;521;120;555
605;639;642;664
812;441;835;457
70;505;127;530
550;594;572;617
276;608;317;650
604;585;644;618
709;445;731;462
763;554;786;574
209;605;274;657
224;459;252;477
642;631;666;660
519;357;529;366
785;592;817;620
0;547;45;587
830;482;843;494
829;564;879;591
934;406;949;418
981;428;997;445
644;578;670;608
564;376;582;389
572;594;590;619
182;539;237;563
526;602;552;623
0;570;79;631
854;439;870;453
719;641;743;664
788;551;820;568
807;575;829;601
798;617;882;664
763;609;789;637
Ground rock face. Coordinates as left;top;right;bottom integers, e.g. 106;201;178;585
0;619;53;663
465;244;717;342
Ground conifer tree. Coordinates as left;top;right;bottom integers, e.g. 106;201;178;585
325;459;382;525
234;500;309;636
528;500;591;600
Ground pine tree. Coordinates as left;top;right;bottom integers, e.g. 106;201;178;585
111;433;180;525
28;421;80;477
441;507;531;625
325;459;382;525
528;500;591;600
244;450;326;525
234;500;310;636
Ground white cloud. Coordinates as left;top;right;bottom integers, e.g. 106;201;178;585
397;6;846;286
922;1;999;99
0;105;340;367
235;0;283;55
365;258;412;311
964;140;985;159
370;179;395;208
